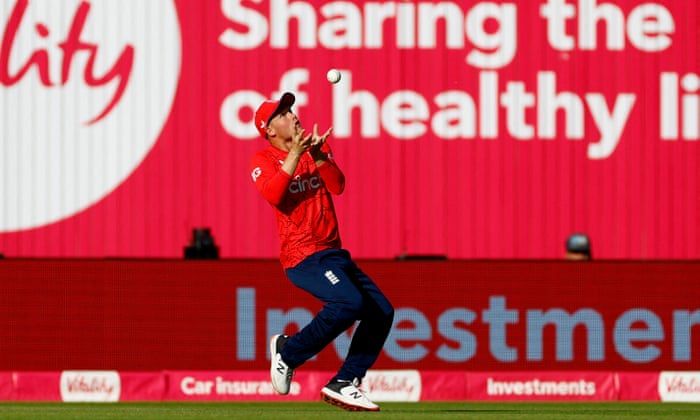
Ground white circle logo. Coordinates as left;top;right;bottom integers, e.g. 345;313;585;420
0;0;181;231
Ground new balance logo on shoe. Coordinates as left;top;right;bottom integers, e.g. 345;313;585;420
269;334;294;395
348;389;362;400
321;378;379;412
325;270;340;285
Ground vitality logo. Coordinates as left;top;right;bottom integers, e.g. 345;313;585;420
0;0;181;232
1;0;133;124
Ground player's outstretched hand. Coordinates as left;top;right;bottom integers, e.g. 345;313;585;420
290;126;310;155
309;124;332;149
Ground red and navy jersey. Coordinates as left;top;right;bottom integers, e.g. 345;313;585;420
250;143;345;268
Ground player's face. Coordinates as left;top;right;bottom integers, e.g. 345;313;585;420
268;108;300;142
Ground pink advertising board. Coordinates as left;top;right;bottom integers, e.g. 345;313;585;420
0;369;666;402
466;371;616;401
119;372;168;402
0;0;697;260
13;372;61;402
617;372;661;401
0;372;13;400
164;370;324;402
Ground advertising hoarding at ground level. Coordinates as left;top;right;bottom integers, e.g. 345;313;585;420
2;370;700;402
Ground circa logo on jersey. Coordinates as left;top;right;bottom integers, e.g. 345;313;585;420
289;174;321;194
0;0;181;232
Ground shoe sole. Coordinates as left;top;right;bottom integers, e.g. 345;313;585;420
321;390;380;412
269;335;288;395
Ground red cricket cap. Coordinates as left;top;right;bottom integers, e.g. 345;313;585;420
254;92;296;138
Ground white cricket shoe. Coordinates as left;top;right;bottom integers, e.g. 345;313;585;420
321;378;380;412
269;334;294;395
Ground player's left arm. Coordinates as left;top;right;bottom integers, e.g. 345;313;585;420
308;125;345;195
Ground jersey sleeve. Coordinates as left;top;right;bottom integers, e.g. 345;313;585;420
250;152;291;207
316;143;345;195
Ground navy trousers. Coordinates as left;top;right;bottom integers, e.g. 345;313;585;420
282;248;394;381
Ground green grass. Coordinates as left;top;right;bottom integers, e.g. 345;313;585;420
0;402;700;419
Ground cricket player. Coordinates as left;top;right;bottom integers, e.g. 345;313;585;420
249;92;394;411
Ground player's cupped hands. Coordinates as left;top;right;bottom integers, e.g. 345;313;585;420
290;125;311;155
308;124;333;150
290;123;332;157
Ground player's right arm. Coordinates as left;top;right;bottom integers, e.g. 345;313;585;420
250;125;312;206
250;153;293;207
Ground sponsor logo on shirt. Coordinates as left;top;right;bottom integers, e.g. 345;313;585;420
289;175;321;194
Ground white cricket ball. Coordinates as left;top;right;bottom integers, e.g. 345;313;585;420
326;69;341;84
